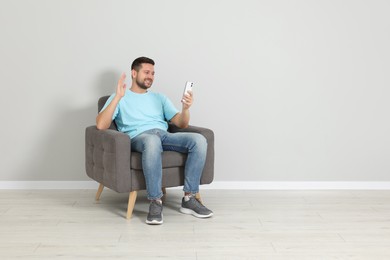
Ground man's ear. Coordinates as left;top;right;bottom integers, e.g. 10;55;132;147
131;69;137;78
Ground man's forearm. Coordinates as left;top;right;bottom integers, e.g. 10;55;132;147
96;96;121;130
178;109;190;128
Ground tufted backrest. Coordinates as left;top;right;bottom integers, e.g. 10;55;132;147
98;95;118;130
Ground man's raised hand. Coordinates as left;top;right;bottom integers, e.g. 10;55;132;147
116;73;127;98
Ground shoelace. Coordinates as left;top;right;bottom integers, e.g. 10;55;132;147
189;197;206;210
150;201;162;214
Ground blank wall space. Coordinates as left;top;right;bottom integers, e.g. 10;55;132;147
0;0;389;181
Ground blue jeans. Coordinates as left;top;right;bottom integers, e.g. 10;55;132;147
131;128;207;200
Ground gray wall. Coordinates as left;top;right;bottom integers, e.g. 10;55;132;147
1;0;389;181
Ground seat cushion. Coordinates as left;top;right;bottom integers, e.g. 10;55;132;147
131;151;188;170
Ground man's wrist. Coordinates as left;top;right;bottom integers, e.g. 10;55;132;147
113;94;122;102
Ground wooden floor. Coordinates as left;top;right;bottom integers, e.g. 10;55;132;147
1;189;390;259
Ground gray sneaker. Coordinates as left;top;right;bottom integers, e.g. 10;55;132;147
146;200;163;225
180;195;213;218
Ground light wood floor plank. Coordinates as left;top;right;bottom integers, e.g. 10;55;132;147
1;189;390;259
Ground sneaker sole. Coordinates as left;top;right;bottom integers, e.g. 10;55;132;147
145;214;163;225
145;219;163;225
179;207;213;218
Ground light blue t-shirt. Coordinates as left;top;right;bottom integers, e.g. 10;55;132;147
100;90;179;138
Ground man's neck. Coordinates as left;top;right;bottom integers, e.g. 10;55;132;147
130;84;148;94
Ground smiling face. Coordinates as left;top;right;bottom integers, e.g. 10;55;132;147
132;63;155;90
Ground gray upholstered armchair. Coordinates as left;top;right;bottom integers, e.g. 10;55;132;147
85;96;214;219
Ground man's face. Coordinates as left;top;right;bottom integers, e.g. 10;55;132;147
134;63;155;90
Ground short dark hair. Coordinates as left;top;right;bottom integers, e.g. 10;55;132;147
131;57;155;72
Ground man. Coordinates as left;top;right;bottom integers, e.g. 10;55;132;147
96;57;213;225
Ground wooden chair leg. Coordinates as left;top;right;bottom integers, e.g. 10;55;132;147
195;192;202;203
161;187;167;202
95;184;104;201
126;191;137;220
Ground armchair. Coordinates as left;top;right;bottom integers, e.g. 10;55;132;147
85;96;214;219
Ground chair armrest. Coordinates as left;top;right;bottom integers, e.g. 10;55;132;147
169;124;214;142
168;124;215;184
85;126;132;193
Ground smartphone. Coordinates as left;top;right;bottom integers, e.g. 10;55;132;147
183;81;194;97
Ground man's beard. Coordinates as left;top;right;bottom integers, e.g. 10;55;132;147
136;78;153;90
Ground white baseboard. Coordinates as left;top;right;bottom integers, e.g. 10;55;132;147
1;181;390;190
205;181;390;190
0;181;99;189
